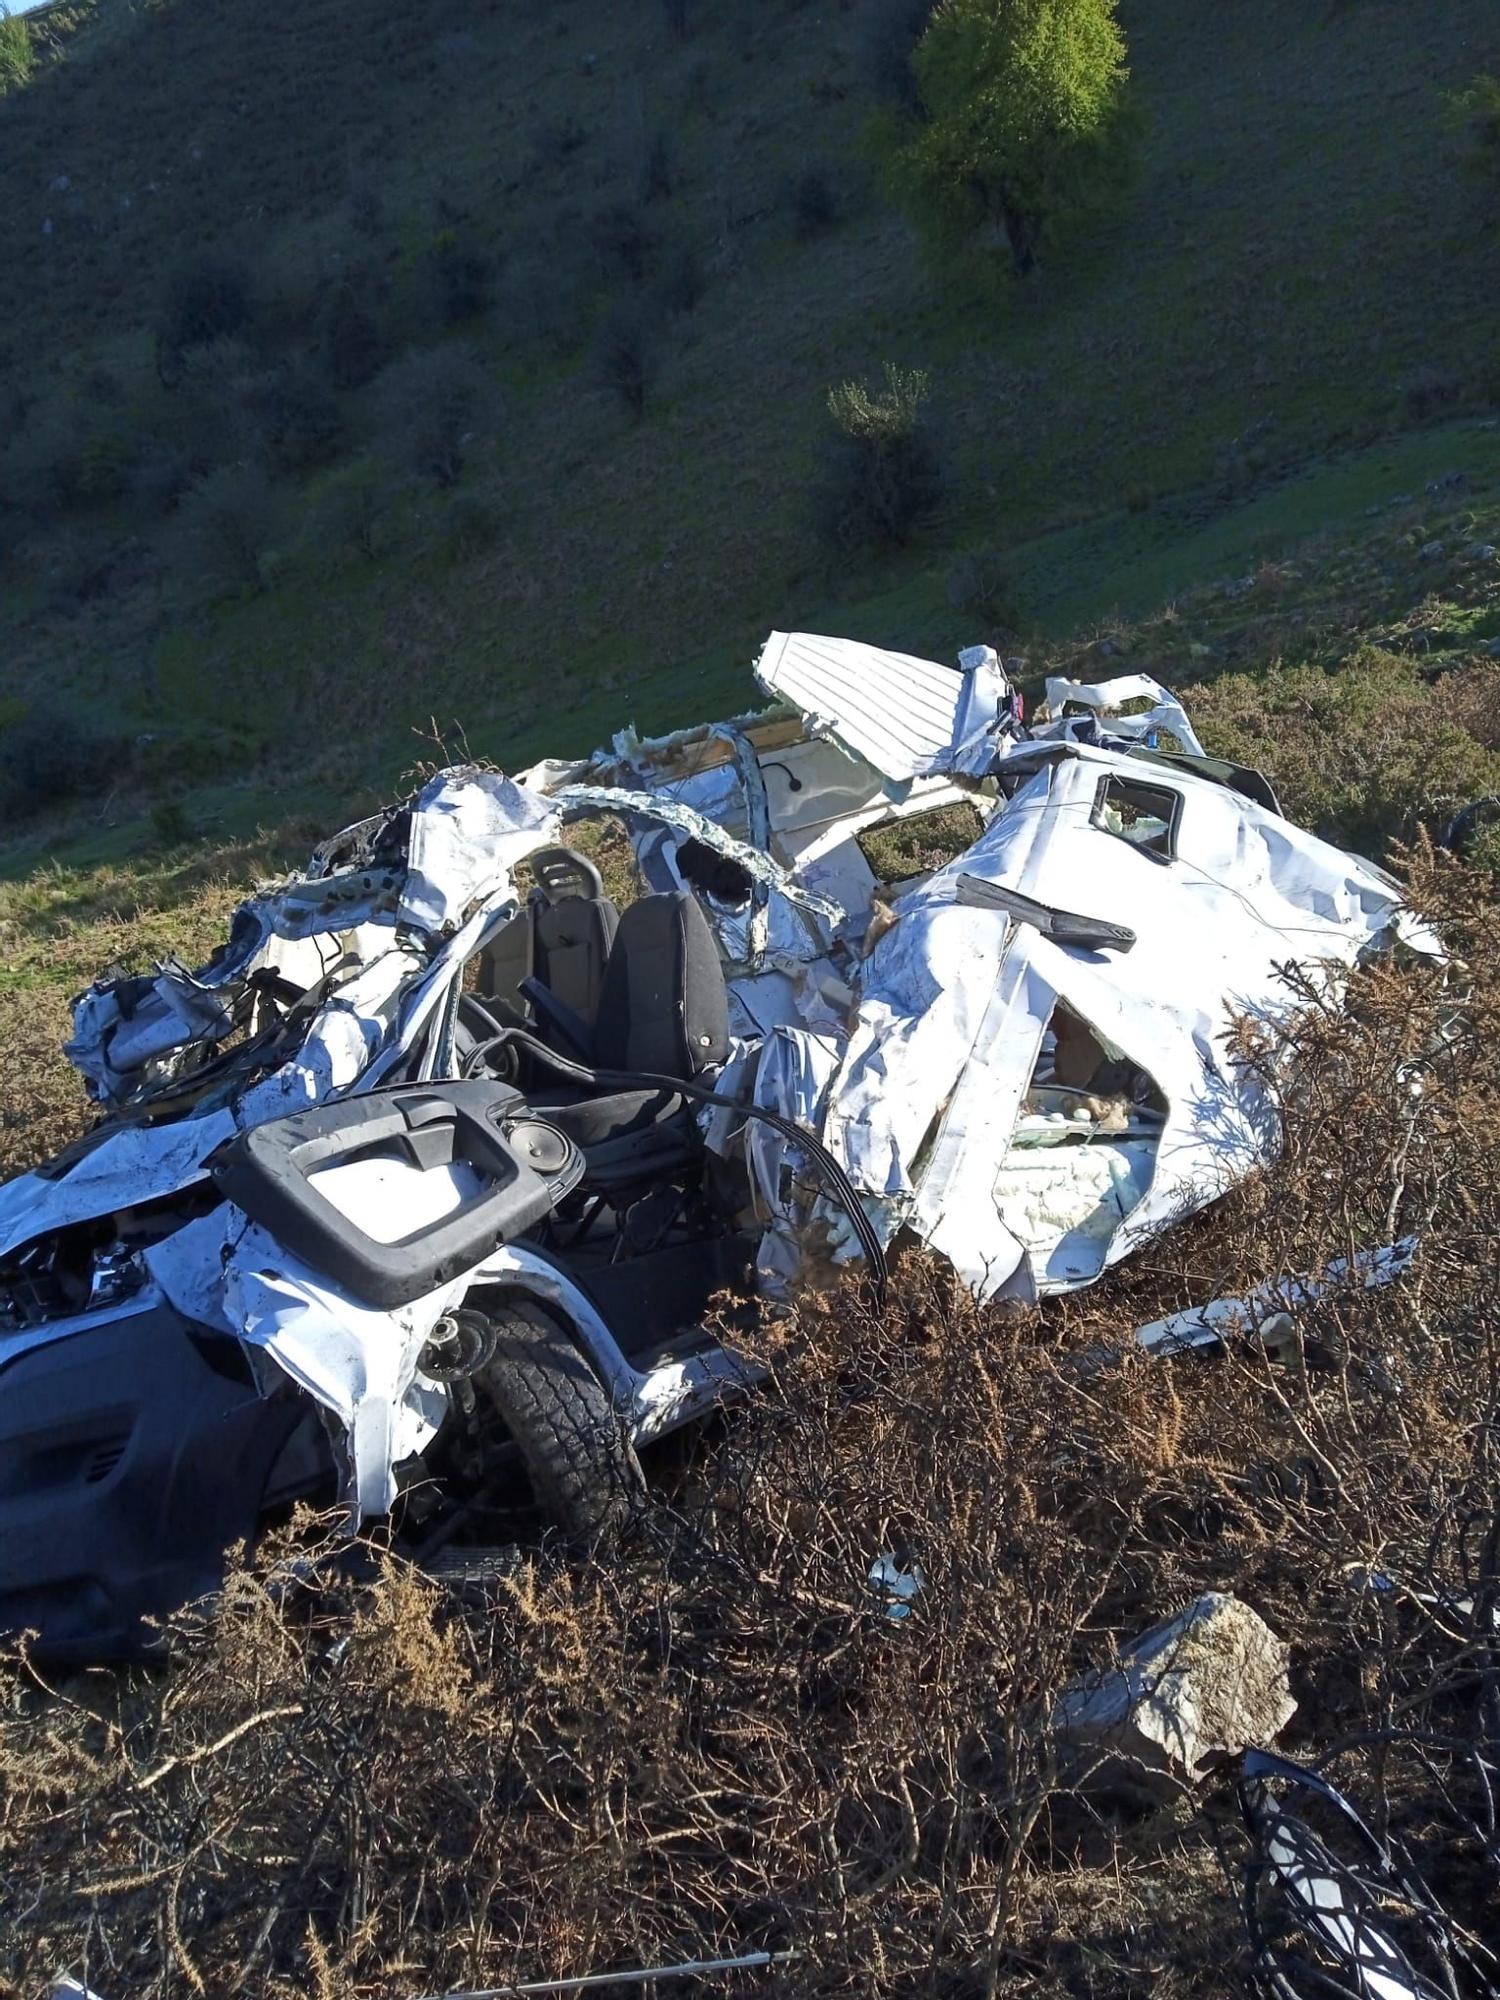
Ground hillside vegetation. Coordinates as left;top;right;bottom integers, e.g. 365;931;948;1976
1;0;1497;859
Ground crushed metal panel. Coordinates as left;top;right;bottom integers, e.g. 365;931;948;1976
815;741;1425;1299
1134;1240;1419;1354
755;631;1014;783
399;769;559;932
1039;672;1207;757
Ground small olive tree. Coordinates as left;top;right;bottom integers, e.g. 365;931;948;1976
174;462;281;598
891;0;1130;276
818;361;940;550
0;7;33;94
374;345;490;488
1449;72;1500;199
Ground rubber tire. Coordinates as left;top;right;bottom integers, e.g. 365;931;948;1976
471;1299;647;1546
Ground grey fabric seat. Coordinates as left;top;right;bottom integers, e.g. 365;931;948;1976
530;891;729;1181
592;889;730;1079
530;893;619;1046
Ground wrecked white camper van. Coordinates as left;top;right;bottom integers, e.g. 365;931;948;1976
0;635;1424;1655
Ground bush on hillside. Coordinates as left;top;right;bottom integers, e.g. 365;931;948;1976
42;529;158;618
590;202;658;286
5;392;134;518
1;396;86;515
785;165;840;239
424;230;495;329
157;251;257;370
946;545;1014;632
75;426;134;505
249;356;346;475
0;7;32;94
318;272;390;391
595;309;657;419
1187;646;1500;862
434;486;504;564
0;703;119;819
528;114;588;173
495;242;594;356
309;453;397;564
374;345;490;488
173;461;281;598
169;337;268;476
817;360;941;550
128;437;196;516
889;0;1133;276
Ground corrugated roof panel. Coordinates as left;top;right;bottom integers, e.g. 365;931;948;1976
755;631;973;782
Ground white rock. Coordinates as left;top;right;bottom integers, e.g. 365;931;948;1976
1052;1592;1295;1800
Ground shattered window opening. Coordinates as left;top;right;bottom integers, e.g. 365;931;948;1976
856;801;986;886
673;837;754;910
997;1003;1167;1285
1091;775;1181;861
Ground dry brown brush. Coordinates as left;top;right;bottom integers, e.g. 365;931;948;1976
2;848;1498;1999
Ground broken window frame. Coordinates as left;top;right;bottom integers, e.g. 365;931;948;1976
1089;774;1182;863
854;799;988;888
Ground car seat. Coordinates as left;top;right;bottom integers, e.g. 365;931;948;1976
529;890;730;1181
471;846;620;1056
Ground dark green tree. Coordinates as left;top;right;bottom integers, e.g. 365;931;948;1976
891;0;1130;276
174;462;281;597
375;346;489;488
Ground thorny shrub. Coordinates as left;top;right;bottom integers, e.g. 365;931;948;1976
1449;72;1500;197
1187;646;1500;862
818;361;941;552
1;848;1499;1998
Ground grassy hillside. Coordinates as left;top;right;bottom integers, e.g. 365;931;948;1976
1;0;1497;860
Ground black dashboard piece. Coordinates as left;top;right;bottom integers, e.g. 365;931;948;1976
212;1081;583;1308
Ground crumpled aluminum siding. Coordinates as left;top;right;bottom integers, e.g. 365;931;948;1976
755;630;1007;783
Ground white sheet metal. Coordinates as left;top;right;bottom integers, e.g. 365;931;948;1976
0;1110;238;1263
236;945;424;1125
744;1025;846;1294
755;631;1014;782
224;1218;449;1516
1038;672;1206;756
1134;1240;1419;1353
817;742;1418;1298
400;769;558;932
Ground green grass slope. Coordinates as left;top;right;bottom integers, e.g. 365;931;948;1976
1;0;1496;850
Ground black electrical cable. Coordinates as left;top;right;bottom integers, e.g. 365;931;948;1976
462;1026;887;1304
